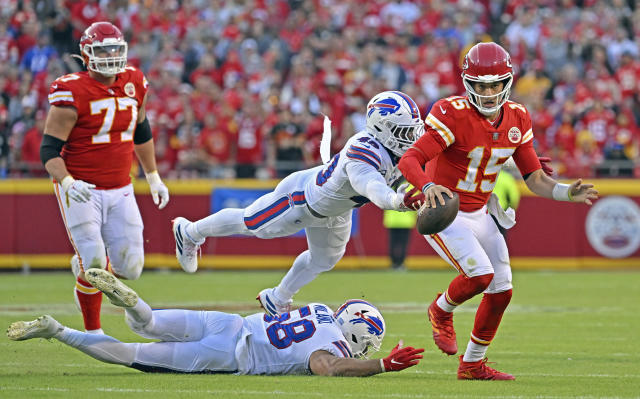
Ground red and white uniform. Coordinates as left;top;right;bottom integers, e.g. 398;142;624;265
48;67;148;189
405;96;541;212
49;66;148;280
400;96;541;291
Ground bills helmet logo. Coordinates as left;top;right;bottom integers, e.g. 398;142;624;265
352;311;385;336
367;97;401;117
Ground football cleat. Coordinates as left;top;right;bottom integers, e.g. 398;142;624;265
457;356;515;380
85;269;138;308
7;315;63;341
256;288;292;317
428;294;457;355
172;217;204;273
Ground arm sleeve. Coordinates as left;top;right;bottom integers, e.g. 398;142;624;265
346;161;399;210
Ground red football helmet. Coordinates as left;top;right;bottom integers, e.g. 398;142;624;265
79;22;127;77
461;42;513;115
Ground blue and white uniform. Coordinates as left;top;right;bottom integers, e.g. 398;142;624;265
55;302;353;375
242;131;403;238
237;303;351;375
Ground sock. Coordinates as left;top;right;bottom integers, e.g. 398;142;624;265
56;327;137;365
446;273;494;305
436;292;458;313
463;289;513;362
125;297;153;326
190;208;248;240
75;277;102;331
463;340;488;362
276;250;328;301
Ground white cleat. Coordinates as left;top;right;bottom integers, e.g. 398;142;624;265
85;269;138;308
172;217;204;273
7;315;63;341
256;288;292;317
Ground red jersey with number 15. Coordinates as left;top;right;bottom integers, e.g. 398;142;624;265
48;66;148;189
412;96;541;212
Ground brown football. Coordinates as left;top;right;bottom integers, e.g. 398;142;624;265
416;192;459;235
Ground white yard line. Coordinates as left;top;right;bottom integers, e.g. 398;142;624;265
0;386;635;399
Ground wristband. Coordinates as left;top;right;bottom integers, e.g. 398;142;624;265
552;183;572;201
380;359;386;373
61;175;75;192
421;182;434;193
145;170;161;185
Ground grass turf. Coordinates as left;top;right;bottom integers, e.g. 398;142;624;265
1;269;638;398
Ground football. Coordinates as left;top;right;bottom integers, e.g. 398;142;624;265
416;192;459;235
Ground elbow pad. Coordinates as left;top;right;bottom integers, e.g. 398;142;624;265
40;134;66;166
134;117;153;144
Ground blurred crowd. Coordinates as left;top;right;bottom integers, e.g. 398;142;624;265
2;0;640;180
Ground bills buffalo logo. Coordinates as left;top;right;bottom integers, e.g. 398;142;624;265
367;97;401;117
124;82;136;97
508;127;521;143
352;311;384;336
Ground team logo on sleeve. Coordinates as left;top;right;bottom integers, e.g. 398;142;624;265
367;98;401;117
508;127;521;143
124;82;136;97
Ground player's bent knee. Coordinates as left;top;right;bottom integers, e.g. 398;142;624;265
116;255;144;280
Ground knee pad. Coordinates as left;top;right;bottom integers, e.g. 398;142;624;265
468;273;494;293
113;252;144;280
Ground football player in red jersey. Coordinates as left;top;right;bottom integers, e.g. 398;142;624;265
39;22;169;334
398;43;598;380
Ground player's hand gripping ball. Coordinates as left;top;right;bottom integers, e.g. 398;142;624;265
416;191;459;235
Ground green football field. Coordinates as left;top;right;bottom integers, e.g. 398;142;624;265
1;269;639;399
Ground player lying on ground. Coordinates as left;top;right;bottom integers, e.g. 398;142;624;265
398;42;598;380
171;91;427;316
7;269;423;376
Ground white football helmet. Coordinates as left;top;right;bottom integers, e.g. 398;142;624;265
365;91;424;157
334;299;385;358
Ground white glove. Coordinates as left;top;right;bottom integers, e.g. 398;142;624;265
146;171;169;209
61;175;95;203
391;183;410;211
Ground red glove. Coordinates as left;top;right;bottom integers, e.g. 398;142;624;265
539;156;553;177
381;341;424;372
403;187;425;211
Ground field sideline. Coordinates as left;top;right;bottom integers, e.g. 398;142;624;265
1;270;638;399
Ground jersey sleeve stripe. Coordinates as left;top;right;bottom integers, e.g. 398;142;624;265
338;340;353;357
346;152;379;170
48;91;73;99
48;97;74;104
521;129;533;144
332;341;349;357
348;145;382;164
426;114;455;146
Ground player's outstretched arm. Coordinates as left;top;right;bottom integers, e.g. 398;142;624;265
309;341;424;377
524;169;598;205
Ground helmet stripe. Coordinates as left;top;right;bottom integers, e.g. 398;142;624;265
334;299;377;318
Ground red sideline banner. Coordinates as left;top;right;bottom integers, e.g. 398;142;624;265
2;179;640;270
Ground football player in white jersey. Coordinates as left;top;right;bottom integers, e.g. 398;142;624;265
171;91;427;315
8;269;424;376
